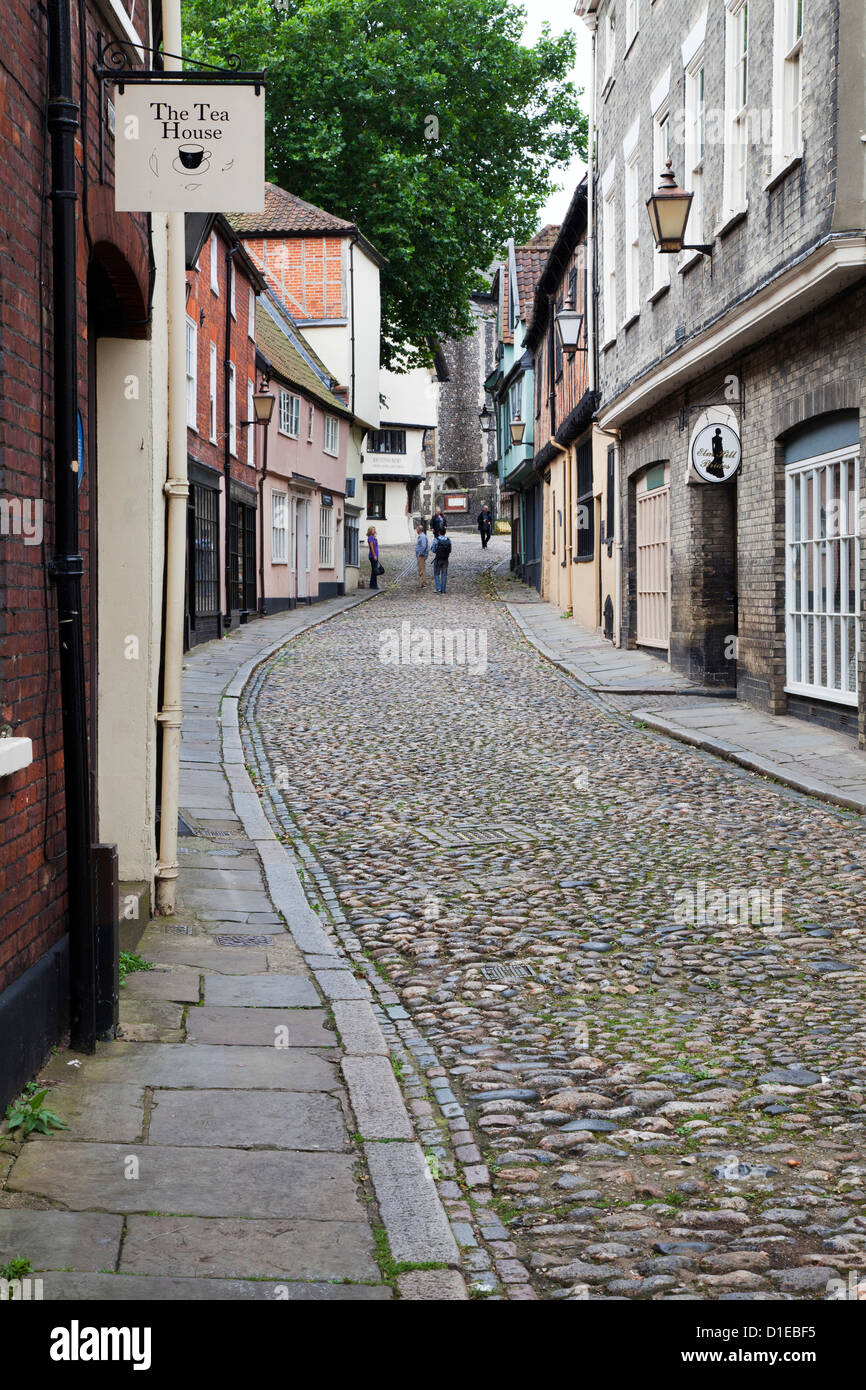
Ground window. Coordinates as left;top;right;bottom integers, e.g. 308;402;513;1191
307;404;315;442
210;232;219;294
247;381;255;469
625;0;638;51
367;429;406;454
228;362;237;456
786;445;859;704
345;477;356;498
208;342;217;442
366;482;386;519
603;8;616;85
684;56;706;247
606;445;616;543
652;110;671;291
724;0;749;215
555;294;564;378
324;415;339;456
509;381;523;421
230;262;236;319
624;153;640;318
576;441;595;561
193;483;219;617
344;514;360;568
271;491;288;563
278;388;300;437
602;186;616;343
229;499;256;611
248;284;256;339
773;0;803;166
319;502;335;568
185;317;197;429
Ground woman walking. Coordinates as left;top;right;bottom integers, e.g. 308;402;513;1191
367;526;381;589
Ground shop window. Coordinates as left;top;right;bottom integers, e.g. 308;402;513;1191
367;483;386;519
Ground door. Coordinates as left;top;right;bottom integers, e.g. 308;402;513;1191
636;462;670;649
295;499;311;600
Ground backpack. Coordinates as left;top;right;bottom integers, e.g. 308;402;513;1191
435;536;452;562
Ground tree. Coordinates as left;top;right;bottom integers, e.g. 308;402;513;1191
182;0;586;369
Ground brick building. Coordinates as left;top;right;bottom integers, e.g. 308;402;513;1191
579;0;866;740
184;215;265;648
0;0;168;1105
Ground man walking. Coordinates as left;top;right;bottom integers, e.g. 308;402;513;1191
431;531;452;593
414;522;429;588
477;504;493;548
431;506;447;539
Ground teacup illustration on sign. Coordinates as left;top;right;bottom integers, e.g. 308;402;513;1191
148;146;235;192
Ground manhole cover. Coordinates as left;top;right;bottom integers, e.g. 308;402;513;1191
478;962;537;982
158;924;197;935
215;935;273;947
199;829;244;841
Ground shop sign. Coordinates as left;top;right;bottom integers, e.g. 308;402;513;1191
690;421;742;483
113;82;265;213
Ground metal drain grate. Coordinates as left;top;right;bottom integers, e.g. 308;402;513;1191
214;934;273;947
478;962;537;982
198;829;244;841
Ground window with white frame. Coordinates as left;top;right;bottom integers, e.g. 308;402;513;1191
509;380;522;422
684;56;706;247
602;185;617;343
652;109;671;291
773;0;803;167
625;0;639;51
185;317;197;429
319;503;335;568
247;381;255;469
248;284;255;338
724;0;749;216
624;152;640;318
603;8;616;85
271;492;288;563
324;415;339;456
278;388;300;437
786;447;859;704
307;403;315;442
228;362;237;455
209;342;217;442
210;232;219;294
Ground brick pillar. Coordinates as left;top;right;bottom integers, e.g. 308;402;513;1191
670;479;738;686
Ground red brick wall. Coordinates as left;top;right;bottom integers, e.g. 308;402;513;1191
186;227;259;489
0;1;150;998
243;235;345;322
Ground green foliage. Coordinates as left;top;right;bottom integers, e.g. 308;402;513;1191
0;1255;32;1282
5;1085;67;1137
119;951;154;988
181;0;586;368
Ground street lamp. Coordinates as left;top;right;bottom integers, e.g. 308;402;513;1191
646;160;714;256
239;375;276;616
478;401;496;434
509;417;526;446
555;297;585;353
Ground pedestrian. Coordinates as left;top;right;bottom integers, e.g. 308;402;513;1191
431;506;447;539
477;503;493;548
366;526;382;590
414;522;429;588
432;531;451;593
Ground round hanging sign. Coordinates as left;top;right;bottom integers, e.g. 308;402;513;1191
691;422;741;483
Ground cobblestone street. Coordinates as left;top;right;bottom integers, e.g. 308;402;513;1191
246;535;866;1301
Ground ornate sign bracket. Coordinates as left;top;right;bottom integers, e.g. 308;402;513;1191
678;376;746;433
94;36;264;94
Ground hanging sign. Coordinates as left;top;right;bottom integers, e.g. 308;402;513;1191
690;421;742;483
113;82;265;213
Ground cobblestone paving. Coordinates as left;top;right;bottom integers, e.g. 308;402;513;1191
248;536;866;1301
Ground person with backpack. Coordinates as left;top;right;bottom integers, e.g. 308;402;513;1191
477;504;493;548
431;531;452;593
366;526;382;589
414;522;429;588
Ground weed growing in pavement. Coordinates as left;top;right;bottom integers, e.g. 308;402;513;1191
371;1227;447;1285
0;1256;32;1281
5;1084;67;1137
119;951;154;988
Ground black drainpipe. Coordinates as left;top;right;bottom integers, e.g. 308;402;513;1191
223;242;239;627
46;0;97;1051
